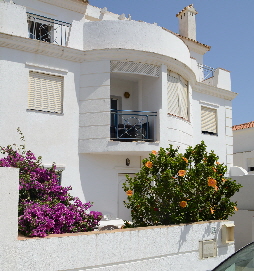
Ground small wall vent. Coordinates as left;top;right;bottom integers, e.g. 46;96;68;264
199;240;217;259
110;61;160;77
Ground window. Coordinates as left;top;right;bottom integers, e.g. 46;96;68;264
27;13;53;43
56;171;62;185
167;71;188;120
27;12;71;46
201;106;217;135
28;21;51;43
28;71;63;114
247;159;254;172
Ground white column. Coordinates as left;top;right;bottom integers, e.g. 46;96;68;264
0;167;19;270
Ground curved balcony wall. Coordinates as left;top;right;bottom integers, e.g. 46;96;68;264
83;20;191;68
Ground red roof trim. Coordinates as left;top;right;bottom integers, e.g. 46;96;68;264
232;121;254;131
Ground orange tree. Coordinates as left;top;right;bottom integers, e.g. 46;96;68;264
123;141;242;227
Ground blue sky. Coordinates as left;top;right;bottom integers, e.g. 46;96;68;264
89;0;254;125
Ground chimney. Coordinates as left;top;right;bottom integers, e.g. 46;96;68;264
176;4;198;40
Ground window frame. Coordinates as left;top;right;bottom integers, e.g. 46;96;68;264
201;105;218;136
28;20;52;43
28;70;64;114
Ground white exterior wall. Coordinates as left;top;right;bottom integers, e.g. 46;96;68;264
165;115;193;153
192;91;230;166
230;175;254;210
225;102;234;169
234;128;254;154
234;150;254;172
233;128;254;172
0;47;85;201
110;77;139;111
191;51;204;65
79;154;141;217
79;60;111;143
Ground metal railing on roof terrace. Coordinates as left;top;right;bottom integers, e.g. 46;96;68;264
110;110;157;142
197;63;216;85
27;12;71;46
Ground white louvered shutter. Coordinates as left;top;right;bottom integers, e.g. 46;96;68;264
178;77;188;120
110;61;160;77
167;72;179;116
167;71;188;120
28;71;63;113
201;106;217;134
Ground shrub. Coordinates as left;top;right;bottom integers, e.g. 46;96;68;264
123;141;242;227
0;130;102;237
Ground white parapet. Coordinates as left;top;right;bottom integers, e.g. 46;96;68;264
83;20;191;68
67;20;84;50
0;1;28;38
213;68;231;91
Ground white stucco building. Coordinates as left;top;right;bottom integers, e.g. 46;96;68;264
232;121;254;173
229;122;254;250
0;0;237;220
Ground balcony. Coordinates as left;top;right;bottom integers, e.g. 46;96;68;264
110;110;157;142
27;12;71;46
197;63;216;85
196;63;231;91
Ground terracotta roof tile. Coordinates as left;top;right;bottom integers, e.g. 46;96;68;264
162;27;211;49
176;4;198;17
232;121;254;131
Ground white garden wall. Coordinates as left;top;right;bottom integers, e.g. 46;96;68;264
229;175;254;250
229;210;254;251
0;167;235;271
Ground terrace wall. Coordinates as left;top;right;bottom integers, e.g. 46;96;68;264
0;167;235;271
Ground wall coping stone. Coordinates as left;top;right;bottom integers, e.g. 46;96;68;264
17;219;229;241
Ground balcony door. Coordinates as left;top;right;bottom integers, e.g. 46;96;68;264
110;96;122;127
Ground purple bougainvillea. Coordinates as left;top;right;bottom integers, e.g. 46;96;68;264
0;144;102;237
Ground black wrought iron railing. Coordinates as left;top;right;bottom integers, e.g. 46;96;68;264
110;110;157;141
27;12;71;45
